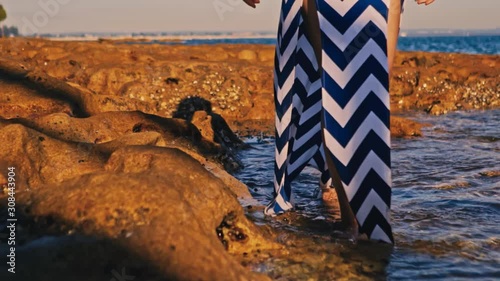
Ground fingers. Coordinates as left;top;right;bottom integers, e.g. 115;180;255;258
243;0;260;8
415;0;435;5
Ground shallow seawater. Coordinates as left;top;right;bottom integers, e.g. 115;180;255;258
234;110;500;280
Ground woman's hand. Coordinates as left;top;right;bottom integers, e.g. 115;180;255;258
415;0;435;5
243;0;260;8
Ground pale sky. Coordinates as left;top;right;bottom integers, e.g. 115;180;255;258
1;0;499;35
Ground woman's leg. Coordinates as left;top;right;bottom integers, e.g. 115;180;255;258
301;0;359;233
388;0;402;75
310;0;394;243
301;0;322;67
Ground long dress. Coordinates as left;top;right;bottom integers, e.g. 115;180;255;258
266;0;394;243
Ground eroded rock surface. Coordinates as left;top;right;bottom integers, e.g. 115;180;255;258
0;128;275;281
1;38;498;136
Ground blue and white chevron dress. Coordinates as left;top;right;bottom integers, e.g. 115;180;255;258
266;0;394;243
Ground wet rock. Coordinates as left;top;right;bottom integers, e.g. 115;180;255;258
192;110;215;142
390;116;425;138
479;170;500;178
173;96;212;121
173;97;247;150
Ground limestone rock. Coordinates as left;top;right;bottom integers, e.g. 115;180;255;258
391;116;425;138
0;129;274;280
238;50;257;61
0;124;105;191
1;147;275;280
4;38;495;136
192;110;215;142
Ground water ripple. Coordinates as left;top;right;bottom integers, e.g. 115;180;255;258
235;110;500;280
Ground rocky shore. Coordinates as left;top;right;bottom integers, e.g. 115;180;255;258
0;37;498;281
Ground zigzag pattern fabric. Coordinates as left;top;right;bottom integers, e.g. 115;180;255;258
266;0;393;243
265;0;329;216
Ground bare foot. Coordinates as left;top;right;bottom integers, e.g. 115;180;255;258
321;186;370;241
320;180;363;240
321;187;339;209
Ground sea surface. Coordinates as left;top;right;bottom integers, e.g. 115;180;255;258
127;35;499;55
397;35;499;55
235;110;500;280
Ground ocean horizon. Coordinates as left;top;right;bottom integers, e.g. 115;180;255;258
28;30;500;55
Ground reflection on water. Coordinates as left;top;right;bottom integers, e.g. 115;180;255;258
235;110;500;280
